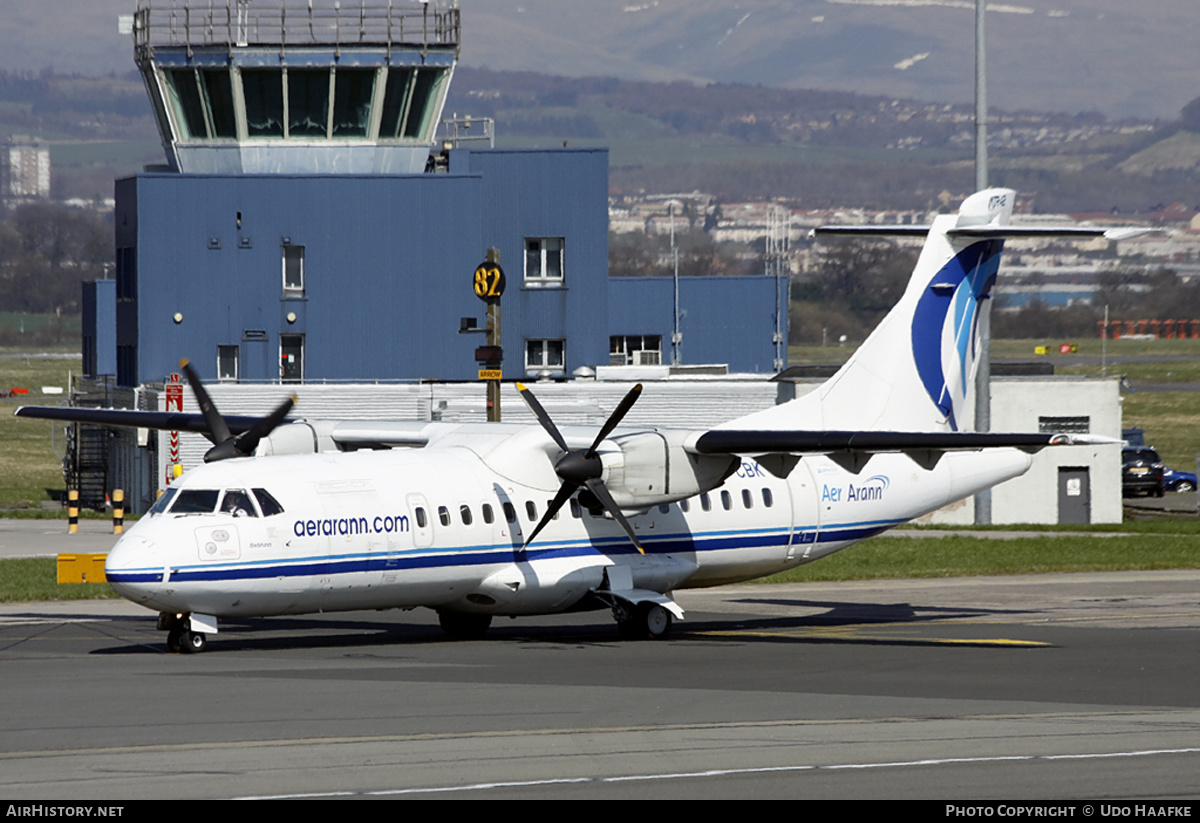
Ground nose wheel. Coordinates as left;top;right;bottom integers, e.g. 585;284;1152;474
161;613;211;654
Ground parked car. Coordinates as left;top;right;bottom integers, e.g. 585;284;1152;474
1163;467;1197;494
1122;447;1165;497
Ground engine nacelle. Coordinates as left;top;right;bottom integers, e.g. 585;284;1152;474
604;429;737;508
255;420;340;456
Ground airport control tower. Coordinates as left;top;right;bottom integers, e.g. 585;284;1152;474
132;0;459;174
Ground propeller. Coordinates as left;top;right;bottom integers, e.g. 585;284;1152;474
180;359;296;462
516;381;645;554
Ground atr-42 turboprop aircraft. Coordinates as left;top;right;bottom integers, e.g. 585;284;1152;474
18;188;1124;652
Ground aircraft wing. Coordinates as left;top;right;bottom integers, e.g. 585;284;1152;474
14;405;266;435
687;429;1116;476
688;430;1109;454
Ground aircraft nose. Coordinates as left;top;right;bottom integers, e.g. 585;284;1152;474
105;534;161;603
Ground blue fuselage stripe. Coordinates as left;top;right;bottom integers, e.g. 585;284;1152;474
105;520;902;585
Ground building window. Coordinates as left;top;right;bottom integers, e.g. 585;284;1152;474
526;339;564;375
283;244;304;296
217;346;239;382
610;335;662;366
115;248;136;301
280;334;304;383
525;237;564;285
1039;416;1090;434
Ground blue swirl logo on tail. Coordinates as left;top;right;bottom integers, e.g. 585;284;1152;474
910;241;1003;430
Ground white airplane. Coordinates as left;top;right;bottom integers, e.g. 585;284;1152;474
18;188;1120;652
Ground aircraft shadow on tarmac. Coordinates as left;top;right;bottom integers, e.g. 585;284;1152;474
81;597;1045;655
727;597;1035;626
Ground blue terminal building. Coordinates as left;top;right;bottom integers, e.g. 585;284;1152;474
86;1;784;405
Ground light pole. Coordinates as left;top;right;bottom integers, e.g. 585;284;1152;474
974;0;992;525
669;200;682;366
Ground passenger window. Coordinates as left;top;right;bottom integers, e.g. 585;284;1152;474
548;500;560;520
700;493;711;512
526;501;538;521
253;488;285;516
721;490;732;511
438;505;450;527
741;489;752;509
503;502;516;523
762;488;773;508
569;499;581;519
460;504;473;526
482;503;494;524
680;498;689;513
658;504;670;514
415;507;427;528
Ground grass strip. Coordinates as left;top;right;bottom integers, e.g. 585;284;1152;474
0;557;118;602
761;533;1200;584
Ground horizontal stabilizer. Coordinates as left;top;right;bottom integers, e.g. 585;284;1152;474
812;225;1145;240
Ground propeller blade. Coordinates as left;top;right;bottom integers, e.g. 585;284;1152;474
586;383;642;458
584;477;644;555
235;394;296;455
519;381;645;554
182;358;296;462
181;359;231;445
523;481;578;548
515;382;569;453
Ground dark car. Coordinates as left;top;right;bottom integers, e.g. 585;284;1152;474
1122;447;1165;497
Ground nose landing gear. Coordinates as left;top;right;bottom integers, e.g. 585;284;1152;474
159;612;214;654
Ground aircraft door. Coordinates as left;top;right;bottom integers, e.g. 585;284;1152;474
786;459;820;561
406;493;434;549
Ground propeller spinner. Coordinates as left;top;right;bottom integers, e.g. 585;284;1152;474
516;382;645;554
180;359;295;462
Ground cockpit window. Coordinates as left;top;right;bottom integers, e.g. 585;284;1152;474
220;489;258;518
148;487;178;516
253;488;285;516
171;489;220;514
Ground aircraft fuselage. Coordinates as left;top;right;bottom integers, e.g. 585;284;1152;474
105;440;1031;622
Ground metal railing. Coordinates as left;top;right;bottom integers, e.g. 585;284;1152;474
134;1;459;56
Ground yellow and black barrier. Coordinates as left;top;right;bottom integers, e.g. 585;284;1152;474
67;489;79;534
113;489;124;534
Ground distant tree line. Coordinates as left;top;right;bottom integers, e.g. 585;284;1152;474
994;268;1200;339
0;203;113;318
608;230;765;279
789;239;918;345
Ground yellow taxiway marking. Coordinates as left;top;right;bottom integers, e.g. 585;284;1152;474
697;626;1049;646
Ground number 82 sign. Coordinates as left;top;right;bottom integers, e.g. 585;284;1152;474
473;262;506;302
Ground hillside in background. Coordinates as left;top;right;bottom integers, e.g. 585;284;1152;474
447;68;1200;213
0;1;1196;121
1;61;1198;211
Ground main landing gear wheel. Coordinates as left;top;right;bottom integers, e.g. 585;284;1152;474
438;611;493;640
615;603;673;640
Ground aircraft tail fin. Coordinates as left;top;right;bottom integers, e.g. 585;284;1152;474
720;188;1110;434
